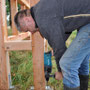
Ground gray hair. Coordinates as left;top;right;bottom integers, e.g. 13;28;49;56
14;9;30;32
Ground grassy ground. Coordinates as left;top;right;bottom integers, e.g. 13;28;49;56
8;29;90;90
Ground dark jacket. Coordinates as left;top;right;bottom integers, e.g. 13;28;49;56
32;0;90;72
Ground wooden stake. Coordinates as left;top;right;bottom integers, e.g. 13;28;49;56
6;51;12;89
1;0;8;40
30;0;45;89
10;0;18;35
0;0;9;89
32;31;45;90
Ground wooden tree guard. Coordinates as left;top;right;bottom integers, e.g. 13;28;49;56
0;0;46;89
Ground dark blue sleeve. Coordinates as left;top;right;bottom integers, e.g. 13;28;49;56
38;17;67;72
46;19;67;72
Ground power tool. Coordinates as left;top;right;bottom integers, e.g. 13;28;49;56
44;51;55;86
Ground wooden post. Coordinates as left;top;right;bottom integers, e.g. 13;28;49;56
2;0;13;89
10;0;18;35
6;52;12;88
1;0;8;40
0;0;9;89
30;0;45;89
32;31;45;90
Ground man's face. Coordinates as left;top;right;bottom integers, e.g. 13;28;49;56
19;15;37;33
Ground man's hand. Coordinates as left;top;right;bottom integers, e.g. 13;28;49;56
55;72;63;80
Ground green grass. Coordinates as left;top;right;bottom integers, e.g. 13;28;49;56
8;29;90;90
10;51;34;90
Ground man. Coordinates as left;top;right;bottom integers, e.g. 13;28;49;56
14;0;90;89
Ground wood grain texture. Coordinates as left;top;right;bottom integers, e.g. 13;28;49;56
5;40;32;51
30;0;45;89
32;31;45;90
10;0;18;35
0;0;9;89
18;0;30;9
1;0;8;40
7;32;31;41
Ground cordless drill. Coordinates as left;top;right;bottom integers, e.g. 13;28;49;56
44;51;55;84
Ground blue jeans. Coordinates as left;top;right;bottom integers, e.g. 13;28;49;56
59;24;90;88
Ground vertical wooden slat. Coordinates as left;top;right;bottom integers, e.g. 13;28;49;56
30;0;45;89
6;51;13;89
0;0;9;89
10;0;18;35
32;31;45;90
3;0;13;88
1;0;8;40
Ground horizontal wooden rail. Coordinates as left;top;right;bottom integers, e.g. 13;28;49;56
5;40;32;51
18;0;30;9
7;32;31;41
